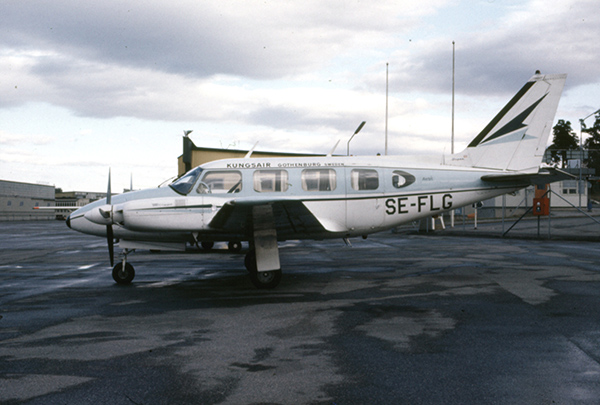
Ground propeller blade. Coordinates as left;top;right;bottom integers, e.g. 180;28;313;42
107;225;114;267
107;168;112;205
106;169;114;266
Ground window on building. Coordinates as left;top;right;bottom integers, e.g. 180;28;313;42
562;180;577;195
254;170;289;192
351;169;379;190
301;169;337;191
7;201;11;206
197;171;242;194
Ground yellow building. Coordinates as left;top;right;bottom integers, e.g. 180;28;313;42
177;135;323;177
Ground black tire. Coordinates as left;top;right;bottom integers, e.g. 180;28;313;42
249;269;282;289
201;241;214;250
112;262;135;284
228;240;242;253
244;249;257;273
245;249;282;289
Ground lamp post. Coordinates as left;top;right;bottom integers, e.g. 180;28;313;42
385;63;389;156
578;109;600;208
347;121;366;156
451;41;455;155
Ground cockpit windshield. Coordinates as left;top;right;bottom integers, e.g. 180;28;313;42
169;166;203;195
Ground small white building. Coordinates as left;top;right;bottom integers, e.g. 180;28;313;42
464;177;591;220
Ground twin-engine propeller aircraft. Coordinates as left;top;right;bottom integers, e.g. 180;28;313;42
68;72;568;289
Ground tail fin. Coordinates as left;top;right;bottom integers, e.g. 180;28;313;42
448;72;567;172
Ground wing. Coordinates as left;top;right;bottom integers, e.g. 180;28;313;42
208;199;330;239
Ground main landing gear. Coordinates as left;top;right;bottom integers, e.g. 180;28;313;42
244;249;282;289
109;247;281;288
112;249;135;285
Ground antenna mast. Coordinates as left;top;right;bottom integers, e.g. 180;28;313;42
385;62;389;155
451;41;455;154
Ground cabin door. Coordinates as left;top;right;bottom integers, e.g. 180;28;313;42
345;168;384;232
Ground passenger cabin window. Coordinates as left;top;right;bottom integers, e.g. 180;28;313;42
301;169;337;191
254;170;289;192
197;171;242;194
351;169;379;190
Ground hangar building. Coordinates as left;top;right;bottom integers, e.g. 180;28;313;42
0;180;55;221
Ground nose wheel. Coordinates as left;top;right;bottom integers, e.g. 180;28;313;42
112;262;135;284
112;249;135;284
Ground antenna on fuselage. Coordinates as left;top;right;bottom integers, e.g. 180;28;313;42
245;141;259;158
327;140;341;157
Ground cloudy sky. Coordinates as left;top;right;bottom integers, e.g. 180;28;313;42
2;0;599;192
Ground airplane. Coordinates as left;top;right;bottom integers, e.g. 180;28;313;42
67;72;568;289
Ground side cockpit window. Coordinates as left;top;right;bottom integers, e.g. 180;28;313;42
170;167;202;195
254;170;289;192
197;171;242;194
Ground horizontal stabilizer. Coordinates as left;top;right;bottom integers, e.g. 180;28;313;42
481;168;575;186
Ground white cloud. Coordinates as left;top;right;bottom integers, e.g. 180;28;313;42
1;0;599;190
391;0;600;95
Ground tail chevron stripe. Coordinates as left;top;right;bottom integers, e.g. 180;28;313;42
449;72;567;172
468;81;535;147
473;94;547;147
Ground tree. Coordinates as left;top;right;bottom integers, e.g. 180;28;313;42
547;119;578;168
583;113;600;175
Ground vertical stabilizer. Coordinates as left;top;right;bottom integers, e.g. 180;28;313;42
448;73;567;172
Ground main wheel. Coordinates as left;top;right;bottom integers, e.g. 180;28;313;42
249;269;282;289
245;249;282;289
201;241;214;250
244;249;257;273
112;262;135;285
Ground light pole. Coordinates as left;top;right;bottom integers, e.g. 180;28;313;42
347;121;366;156
579;109;600;208
385;63;389;156
451;41;455;155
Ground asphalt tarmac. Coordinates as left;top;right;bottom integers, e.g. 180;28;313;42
1;219;600;404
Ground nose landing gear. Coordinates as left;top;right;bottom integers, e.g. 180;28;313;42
112;249;135;285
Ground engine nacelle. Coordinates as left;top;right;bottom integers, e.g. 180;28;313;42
84;204;124;225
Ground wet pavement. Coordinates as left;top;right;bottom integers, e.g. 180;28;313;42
442;209;600;241
1;219;600;404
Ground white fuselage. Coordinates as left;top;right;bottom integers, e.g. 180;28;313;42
68;155;525;244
